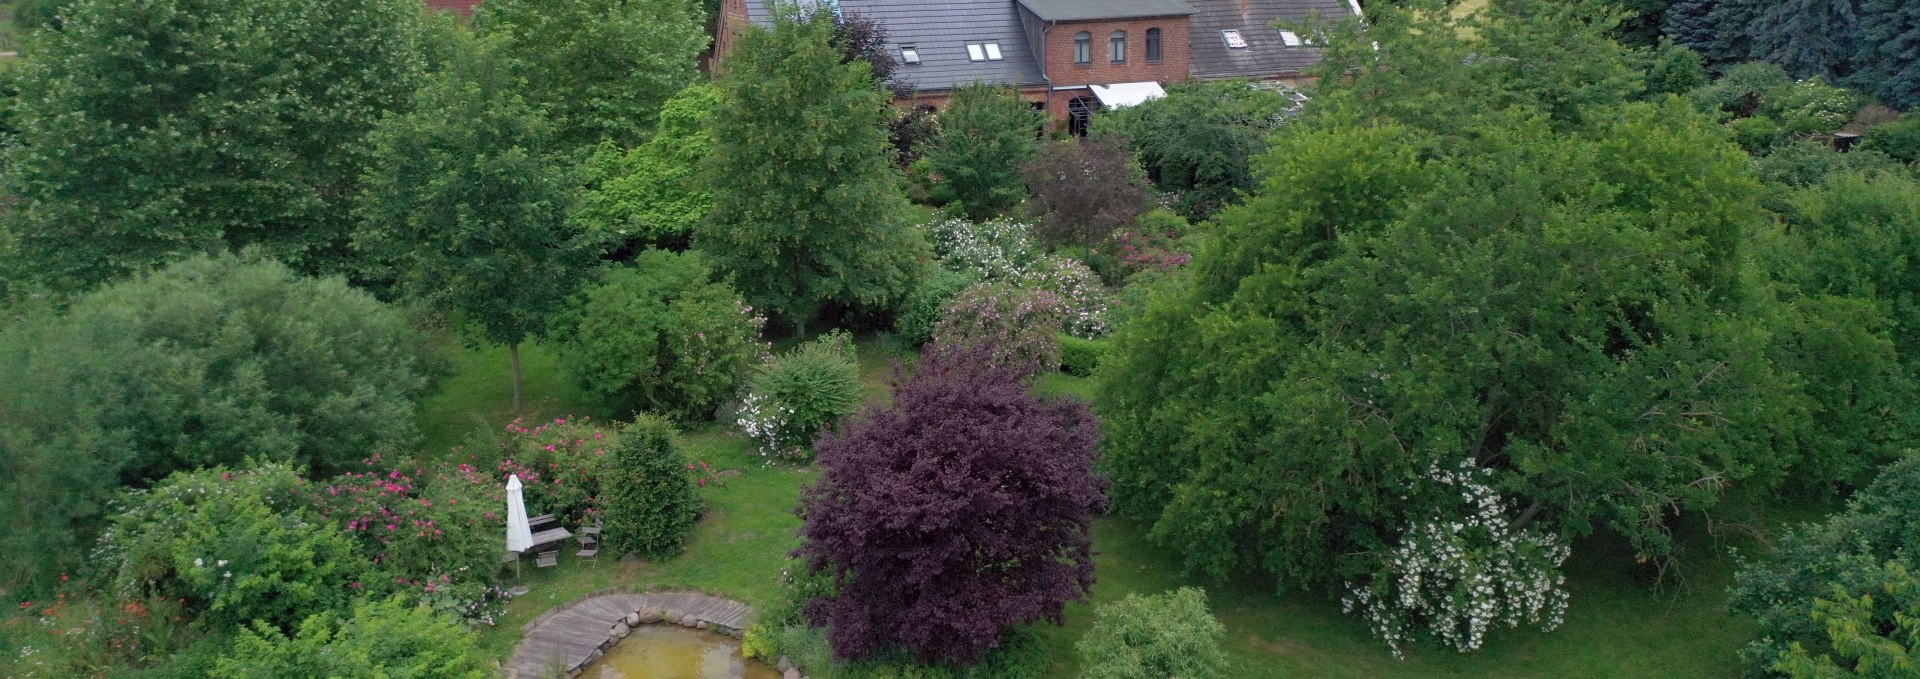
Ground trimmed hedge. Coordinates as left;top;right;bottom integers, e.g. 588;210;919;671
1059;334;1110;377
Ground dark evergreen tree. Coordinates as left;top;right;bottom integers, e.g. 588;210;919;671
1746;0;1862;81
1662;0;1722;61
1857;0;1920;109
1706;0;1763;66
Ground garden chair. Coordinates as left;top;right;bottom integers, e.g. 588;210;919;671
576;534;599;570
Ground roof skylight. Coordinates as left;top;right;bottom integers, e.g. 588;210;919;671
1222;29;1248;49
984;42;1003;60
1278;30;1302;47
967;43;987;61
901;43;921;64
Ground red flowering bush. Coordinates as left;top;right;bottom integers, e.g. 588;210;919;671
492;416;611;528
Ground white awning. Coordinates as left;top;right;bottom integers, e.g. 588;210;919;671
1088;81;1166;108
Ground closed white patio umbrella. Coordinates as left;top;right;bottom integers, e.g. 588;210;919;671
506;474;533;569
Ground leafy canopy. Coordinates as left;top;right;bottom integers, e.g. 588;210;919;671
477;0;706;148
1;0;427;292
925;83;1042;221
213;595;489;679
701;4;925;329
1097;80;1293;221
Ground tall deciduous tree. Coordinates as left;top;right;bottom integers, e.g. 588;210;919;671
796;345;1106;665
1020;138;1150;247
1097;80;1291;221
0;0;426;293
574;84;722;253
926;83;1041;221
478;0;706;149
701;4;924;334
1098;0;1845;654
357;31;589;412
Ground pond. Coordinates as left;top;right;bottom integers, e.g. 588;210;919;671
579;625;782;679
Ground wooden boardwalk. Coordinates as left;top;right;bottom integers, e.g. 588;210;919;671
504;588;754;679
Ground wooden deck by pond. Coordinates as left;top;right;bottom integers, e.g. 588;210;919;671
505;588;755;679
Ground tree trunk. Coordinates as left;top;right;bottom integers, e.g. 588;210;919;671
795;318;806;340
509;342;523;413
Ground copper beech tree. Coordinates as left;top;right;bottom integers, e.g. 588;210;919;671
794;345;1107;665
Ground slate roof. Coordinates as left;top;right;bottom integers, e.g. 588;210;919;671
1184;0;1359;80
744;0;1047;93
1014;0;1197;21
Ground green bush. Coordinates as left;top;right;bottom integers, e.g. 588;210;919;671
1729;115;1786;154
1690;61;1791;117
212;596;487;679
555;249;766;420
932;283;1065;379
895;265;980;346
737;331;863;461
599;414;702;559
1760;78;1862;137
1077;588;1230;679
1861;116;1920;164
1058;335;1109;377
94;464;369;635
1753;140;1905;190
769;624;1048;679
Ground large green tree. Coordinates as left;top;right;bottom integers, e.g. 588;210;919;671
1857;0;1920;110
924;83;1041;221
1098;0;1849;653
478;0;706;149
0;253;436;594
1;0;426;293
573;84;721;253
357;31;591;412
1097;80;1292;221
700;4;924;333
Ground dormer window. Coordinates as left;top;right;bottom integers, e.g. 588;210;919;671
901;43;921;64
1222;29;1248;49
966;42;1004;62
1278;30;1303;47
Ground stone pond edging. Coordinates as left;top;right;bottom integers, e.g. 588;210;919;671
504;585;805;679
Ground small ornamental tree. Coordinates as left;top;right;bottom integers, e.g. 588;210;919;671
795;345;1107;665
599;414;702;559
1077;588;1230;679
1020;138;1150;248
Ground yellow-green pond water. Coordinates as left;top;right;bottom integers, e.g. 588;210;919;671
580;625;781;679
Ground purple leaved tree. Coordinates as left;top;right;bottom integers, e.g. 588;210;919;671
795;344;1108;665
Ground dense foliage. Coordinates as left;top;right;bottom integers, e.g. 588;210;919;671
306;457;507;623
477;0;705;148
573;85;720;252
356;29;592;410
702;5;925;332
94;465;369;635
0;254;435;593
893;265;980;346
554;250;765;420
925;84;1042;220
1019;138;1149;248
738;331;863;462
796;346;1106;665
926;217;1042;283
932;283;1066;379
492;417;612;528
1732;455;1920;677
1098;80;1292;221
598;414;702;559
1097;0;1882;654
1076;588;1229;679
0;0;426;292
213;596;488;679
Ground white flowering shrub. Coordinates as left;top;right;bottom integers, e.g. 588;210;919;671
926;217;1040;282
1022;255;1112;339
736;331;861;462
1341;459;1571;658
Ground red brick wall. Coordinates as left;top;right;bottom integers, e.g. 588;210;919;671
712;0;748;72
423;0;480;18
1043;17;1190;87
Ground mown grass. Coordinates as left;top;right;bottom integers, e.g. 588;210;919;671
423;338;1766;677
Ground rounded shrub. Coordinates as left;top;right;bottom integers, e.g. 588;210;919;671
932;283;1064;379
555;249;766;420
1077;588;1229;679
737;331;863;461
1058;335;1110;377
894;265;979;346
599;414;703;559
1860;116;1920;164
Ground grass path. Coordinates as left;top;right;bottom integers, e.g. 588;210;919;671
422;336;1762;678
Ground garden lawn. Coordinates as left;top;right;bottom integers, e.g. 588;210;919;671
425;339;1770;677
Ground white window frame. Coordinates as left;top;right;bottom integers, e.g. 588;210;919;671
984;42;1003;60
966;43;987;61
1278;30;1303;47
901;44;921;64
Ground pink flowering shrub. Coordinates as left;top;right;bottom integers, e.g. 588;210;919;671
932;283;1065;378
491;416;611;528
1020;255;1112;339
305;454;507;624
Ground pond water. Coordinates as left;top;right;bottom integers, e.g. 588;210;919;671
579;625;781;679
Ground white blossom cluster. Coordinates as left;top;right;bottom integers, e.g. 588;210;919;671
1341;459;1571;658
926;217;1040;282
735;389;800;462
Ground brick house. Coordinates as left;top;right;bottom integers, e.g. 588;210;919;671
719;0;1360;131
423;0;481;18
